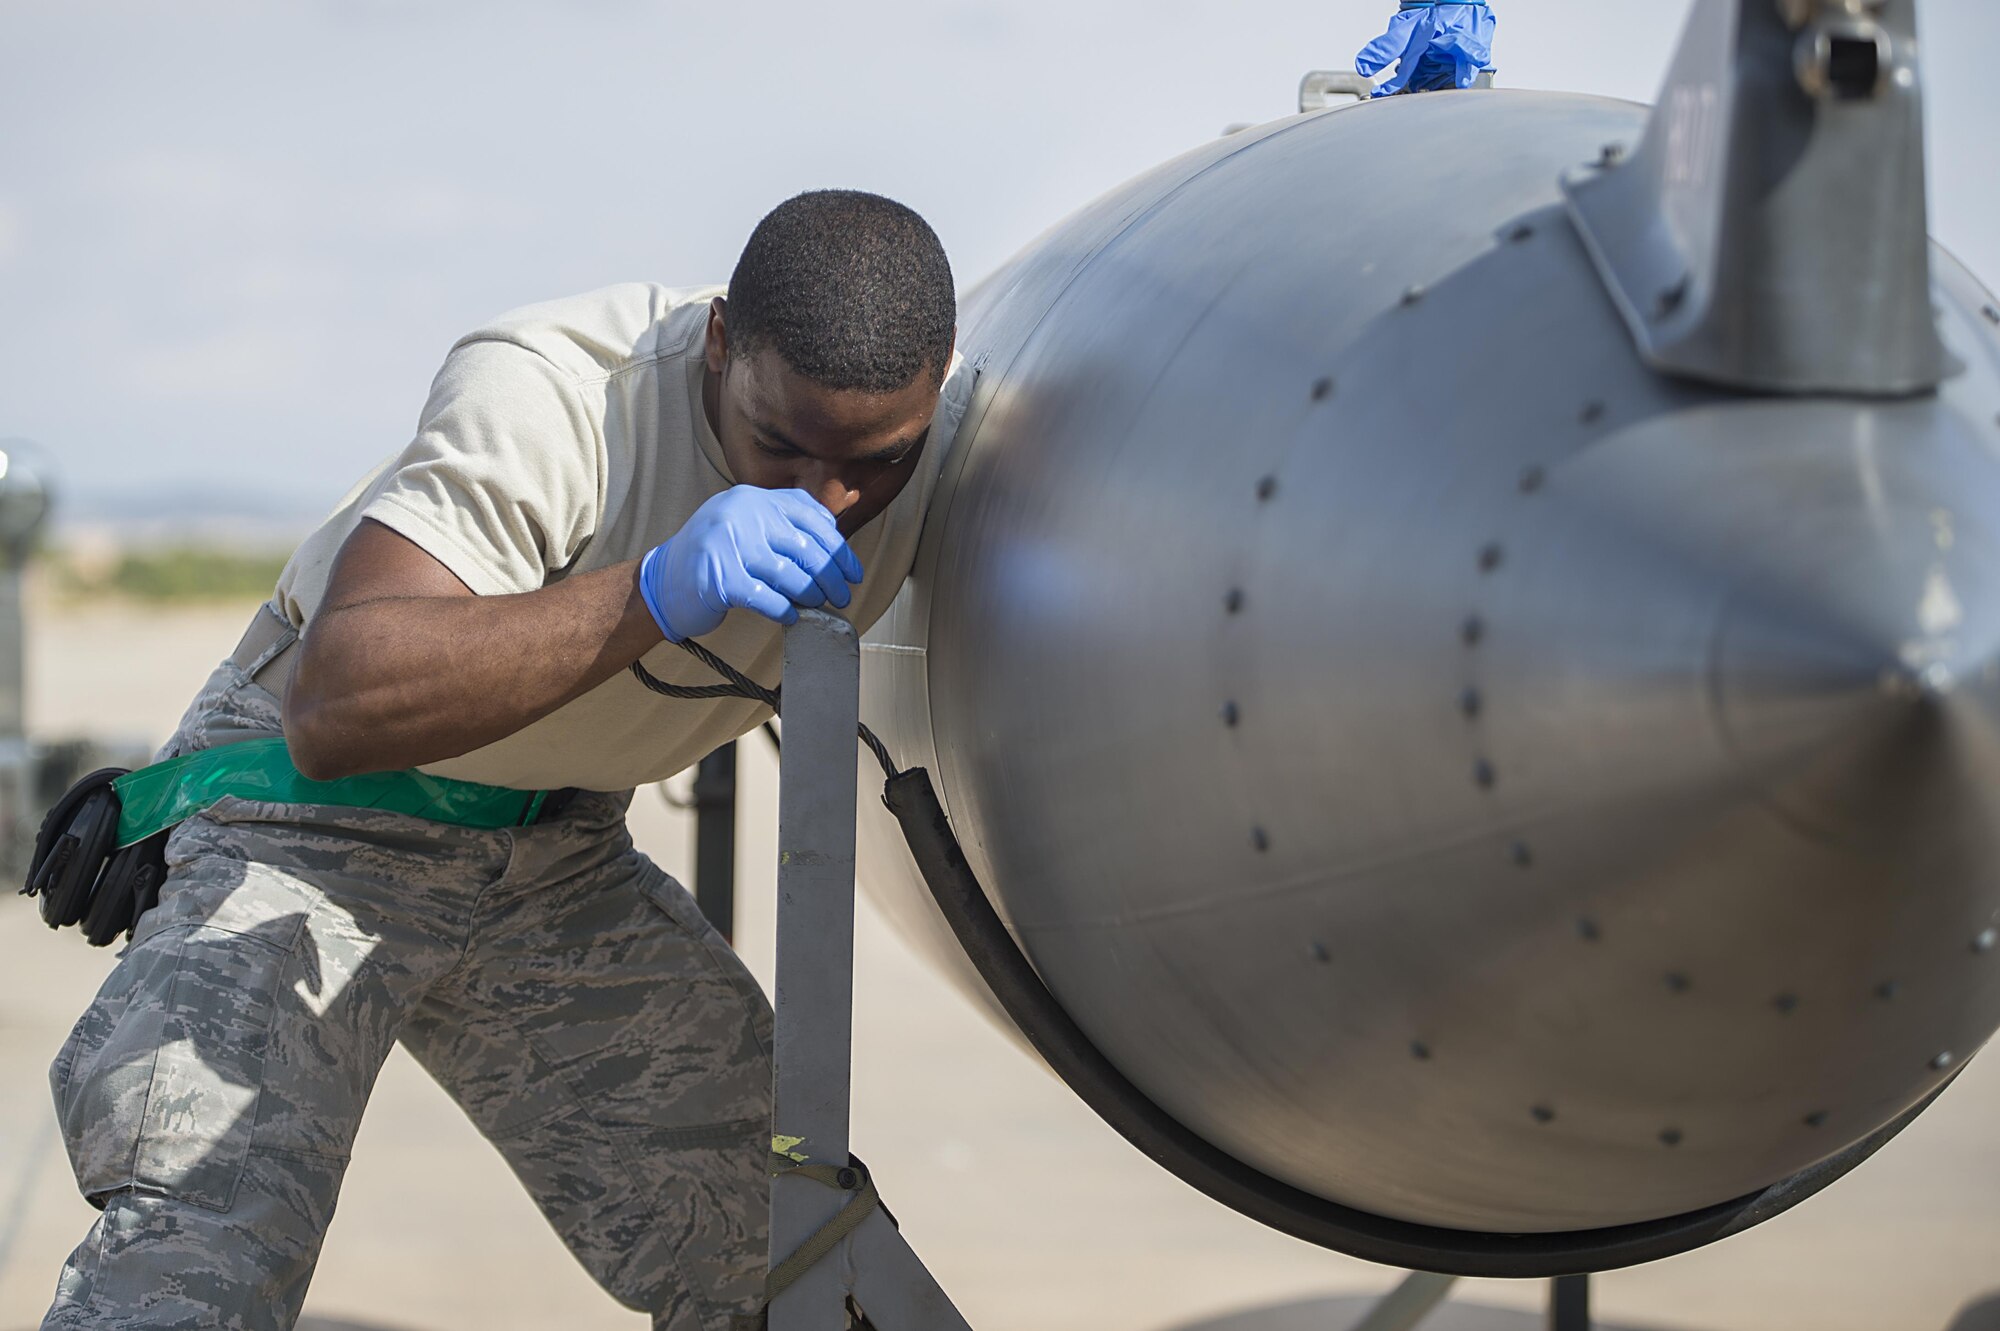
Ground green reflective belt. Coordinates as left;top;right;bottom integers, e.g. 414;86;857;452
111;736;549;848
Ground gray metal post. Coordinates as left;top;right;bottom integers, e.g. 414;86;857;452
692;741;738;942
769;612;861;1331
0;443;49;879
767;610;973;1331
1549;1275;1590;1331
0;563;29;878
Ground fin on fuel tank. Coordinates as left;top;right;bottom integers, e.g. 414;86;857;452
1563;0;1959;396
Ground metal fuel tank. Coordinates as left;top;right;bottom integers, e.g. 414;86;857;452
855;0;2000;1251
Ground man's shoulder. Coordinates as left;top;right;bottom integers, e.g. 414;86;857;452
449;282;725;385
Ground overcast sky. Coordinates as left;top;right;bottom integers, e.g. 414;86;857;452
4;0;1997;527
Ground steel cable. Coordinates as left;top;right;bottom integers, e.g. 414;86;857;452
630;641;896;778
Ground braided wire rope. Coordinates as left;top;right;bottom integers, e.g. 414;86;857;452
631;639;898;778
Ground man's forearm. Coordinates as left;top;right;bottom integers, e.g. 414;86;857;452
285;558;661;780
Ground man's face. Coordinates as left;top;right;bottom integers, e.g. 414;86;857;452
703;298;946;538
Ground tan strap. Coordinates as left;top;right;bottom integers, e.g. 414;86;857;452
228;601;301;696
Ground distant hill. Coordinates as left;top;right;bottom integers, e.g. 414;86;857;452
52;483;334;551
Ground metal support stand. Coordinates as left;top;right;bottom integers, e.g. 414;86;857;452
1549;1274;1590;1331
1345;1272;1589;1331
1349;1272;1457;1331
768;610;973;1331
693;741;738;942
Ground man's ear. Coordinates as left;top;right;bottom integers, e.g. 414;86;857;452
704;296;729;374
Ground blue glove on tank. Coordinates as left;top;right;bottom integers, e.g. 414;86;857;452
638;486;864;642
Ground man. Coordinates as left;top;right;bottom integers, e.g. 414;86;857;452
43;189;972;1331
1356;0;1498;97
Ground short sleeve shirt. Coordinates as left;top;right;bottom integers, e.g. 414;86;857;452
273;283;974;791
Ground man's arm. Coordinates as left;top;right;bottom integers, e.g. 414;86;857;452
286;484;861;782
283;518;662;781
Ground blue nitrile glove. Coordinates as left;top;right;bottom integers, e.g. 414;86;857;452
638;486;864;642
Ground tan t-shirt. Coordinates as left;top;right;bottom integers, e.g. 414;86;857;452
273;282;973;791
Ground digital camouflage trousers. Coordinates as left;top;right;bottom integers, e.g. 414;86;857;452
42;661;775;1331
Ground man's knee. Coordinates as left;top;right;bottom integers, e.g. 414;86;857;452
55;919;301;1212
46;900;358;1328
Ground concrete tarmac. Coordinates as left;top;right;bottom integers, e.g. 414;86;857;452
1;596;1996;1331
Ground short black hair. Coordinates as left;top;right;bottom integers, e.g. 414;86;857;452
726;190;956;393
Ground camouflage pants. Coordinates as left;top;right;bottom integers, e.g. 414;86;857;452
42;672;774;1330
